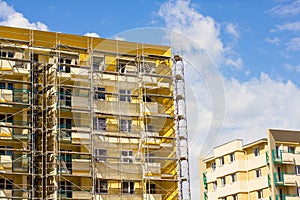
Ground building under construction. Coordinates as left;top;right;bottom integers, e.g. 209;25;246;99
0;26;190;199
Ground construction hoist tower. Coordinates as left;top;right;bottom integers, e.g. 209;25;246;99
173;54;191;200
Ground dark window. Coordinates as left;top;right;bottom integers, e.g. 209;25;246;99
288;146;295;153
65;59;72;64
6;180;12;190
0;114;5;121
65;89;72;107
119;90;131;102
118;63;126;73
95;180;108;194
97;118;106;131
93;56;105;71
143;95;152;102
7;114;13;123
254;147;260;157
7;52;14;58
0;52;6;58
0;83;5;89
145;124;153;132
120;119;132;132
94;87;105;100
66;119;72;129
146;183;156;194
7;83;13;90
121;150;133;163
94;149;107;162
0;179;4;189
122;181;134;194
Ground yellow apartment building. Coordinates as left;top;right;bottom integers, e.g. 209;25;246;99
0;25;190;200
200;129;300;200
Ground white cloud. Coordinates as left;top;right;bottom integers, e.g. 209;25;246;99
225;57;243;70
265;37;281;45
158;0;224;66
157;1;300;199
113;36;126;41
268;0;300;17
284;63;300;72
221;73;300;143
276;21;300;31
225;22;239;39
0;0;48;30
84;32;100;37
286;37;300;50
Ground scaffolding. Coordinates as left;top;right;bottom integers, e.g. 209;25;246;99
0;25;190;200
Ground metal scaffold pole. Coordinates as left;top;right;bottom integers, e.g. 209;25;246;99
173;54;191;200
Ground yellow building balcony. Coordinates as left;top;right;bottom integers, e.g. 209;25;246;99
276;194;300;200
0;126;12;139
95;101;139;116
0;155;12;172
275;172;300;186
0;89;12;102
0;190;12;199
143;163;161;179
95;162;142;180
272;150;300;164
0;59;30;74
282;152;300;164
72;158;91;176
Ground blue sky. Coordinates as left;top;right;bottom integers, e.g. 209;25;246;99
2;0;300;84
1;0;300;199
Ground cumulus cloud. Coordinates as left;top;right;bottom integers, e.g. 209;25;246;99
0;0;48;30
276;21;300;31
225;22;239;39
268;0;300;17
158;0;224;66
84;32;100;37
157;0;300;199
222;73;300;143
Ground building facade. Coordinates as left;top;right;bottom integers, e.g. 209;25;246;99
200;129;300;200
0;26;190;200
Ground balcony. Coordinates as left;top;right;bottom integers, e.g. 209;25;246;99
0;190;12;198
0;88;30;105
59;190;91;199
0;155;12;172
141;102;173;117
72;157;91;176
143;163;161;179
276;194;300;200
59;157;91;176
142;102;158;114
95;101;139;116
272;150;300;164
95;162;142;180
274;172;300;186
0;89;12;102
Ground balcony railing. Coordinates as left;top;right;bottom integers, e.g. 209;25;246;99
272;149;300;164
274;172;300;186
276;194;300;200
